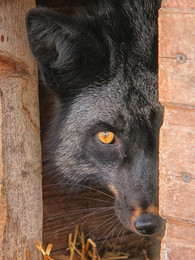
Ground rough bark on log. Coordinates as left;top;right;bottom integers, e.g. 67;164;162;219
0;1;42;259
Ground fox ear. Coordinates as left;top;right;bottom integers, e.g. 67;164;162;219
26;8;108;98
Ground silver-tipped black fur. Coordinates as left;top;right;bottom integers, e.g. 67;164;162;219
26;0;164;235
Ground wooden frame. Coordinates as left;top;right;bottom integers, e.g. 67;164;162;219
0;1;42;259
159;0;195;258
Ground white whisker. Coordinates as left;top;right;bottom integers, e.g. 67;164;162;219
97;221;120;254
45;206;114;221
43;182;115;200
84;214;117;241
77;196;114;205
120;228;126;244
114;225;123;252
47;207;114;237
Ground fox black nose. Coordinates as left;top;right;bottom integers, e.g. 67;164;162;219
134;213;164;235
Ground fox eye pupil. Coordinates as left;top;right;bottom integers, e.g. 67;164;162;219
97;131;115;144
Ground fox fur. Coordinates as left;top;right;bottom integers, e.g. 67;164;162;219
26;0;164;235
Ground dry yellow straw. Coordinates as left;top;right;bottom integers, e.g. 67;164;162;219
88;238;97;260
70;225;79;260
34;240;54;260
81;232;85;260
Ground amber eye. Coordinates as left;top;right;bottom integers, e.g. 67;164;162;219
97;131;116;144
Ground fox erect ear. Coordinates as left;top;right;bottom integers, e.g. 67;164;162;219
26;8;108;98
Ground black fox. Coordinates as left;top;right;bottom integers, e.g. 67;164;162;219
26;0;165;236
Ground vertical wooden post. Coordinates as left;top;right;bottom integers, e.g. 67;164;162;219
159;0;195;259
0;1;42;259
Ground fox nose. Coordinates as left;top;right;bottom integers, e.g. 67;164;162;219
134;213;164;235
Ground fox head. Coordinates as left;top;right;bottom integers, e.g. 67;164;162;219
26;0;164;236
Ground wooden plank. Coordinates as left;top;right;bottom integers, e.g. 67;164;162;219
159;11;195;107
161;221;195;259
159;107;195;221
0;0;42;259
159;7;195;222
160;126;195;175
159;1;195;259
161;0;195;9
159;172;195;222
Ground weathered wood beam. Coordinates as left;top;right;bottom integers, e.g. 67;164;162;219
159;0;195;259
0;1;42;259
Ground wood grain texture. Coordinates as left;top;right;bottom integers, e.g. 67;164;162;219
161;0;195;9
159;11;195;107
159;1;195;259
0;0;42;259
161;221;195;259
0;0;37;75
